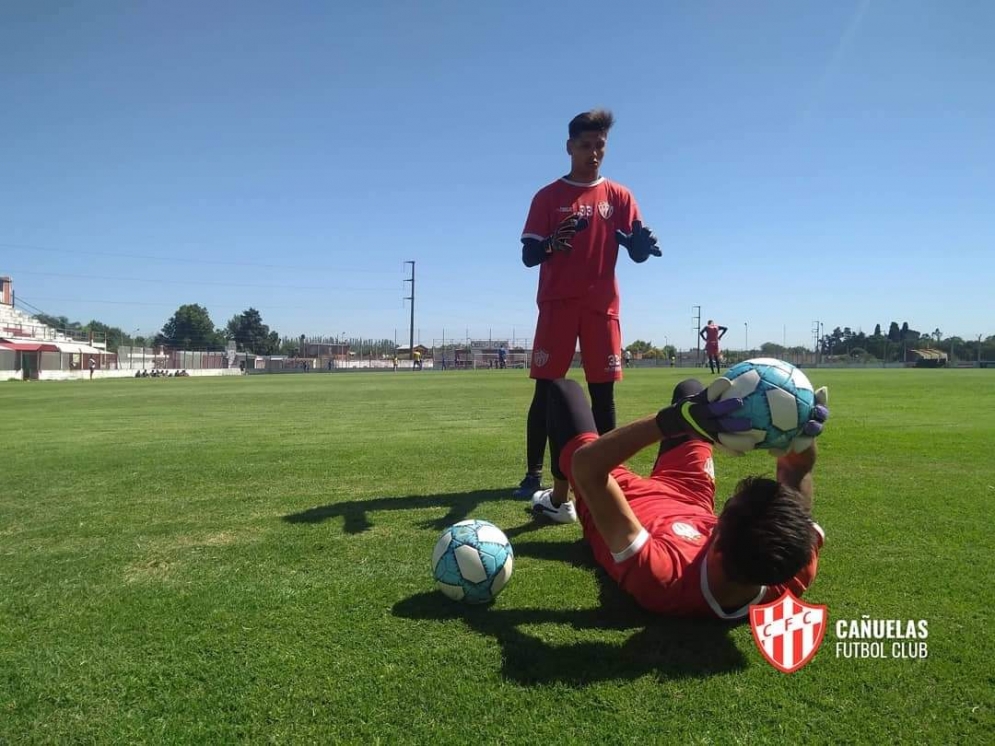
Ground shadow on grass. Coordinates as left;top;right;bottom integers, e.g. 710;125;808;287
393;522;748;686
282;489;511;534
286;491;748;683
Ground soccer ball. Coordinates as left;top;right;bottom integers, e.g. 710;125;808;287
431;519;514;604
706;358;820;454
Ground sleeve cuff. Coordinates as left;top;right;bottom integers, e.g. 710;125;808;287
612;528;650;563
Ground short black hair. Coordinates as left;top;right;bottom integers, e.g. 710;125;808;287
715;477;815;586
568;108;615;139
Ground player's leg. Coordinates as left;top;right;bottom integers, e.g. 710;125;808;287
530;378;597;523
514;377;552;497
587;382;615;434
516;302;579;497
579;311;622;434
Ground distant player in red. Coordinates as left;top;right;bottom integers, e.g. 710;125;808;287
700;320;728;374
529;377;830;619
514;109;661;500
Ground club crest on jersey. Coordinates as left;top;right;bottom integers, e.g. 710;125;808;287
750;591;828;674
533;348;550;368
671;522;703;542
598;201;614;219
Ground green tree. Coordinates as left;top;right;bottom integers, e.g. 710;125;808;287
156;304;222;350
225;308;280;354
624;340;654;355
887;322;901;342
873;323;882;337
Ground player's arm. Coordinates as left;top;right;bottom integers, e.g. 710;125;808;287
776;443;817;513
570;416;662;554
571;396;750;554
522;214;589;267
699;327;708;341
615;193;661;263
718;326;728;338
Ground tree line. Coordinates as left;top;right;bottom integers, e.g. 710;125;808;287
38;304;396;357
625;319;994;363
815;321;995;362
34;306;995;362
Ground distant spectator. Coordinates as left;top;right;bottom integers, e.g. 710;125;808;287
88;357;96;380
498;346;508;369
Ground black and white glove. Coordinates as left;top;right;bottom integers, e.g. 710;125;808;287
543;214;589;254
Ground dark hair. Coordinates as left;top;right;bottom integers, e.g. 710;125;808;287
568;108;615;139
715;477;815;586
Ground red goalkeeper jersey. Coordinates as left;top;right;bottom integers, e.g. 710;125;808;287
562;435;825;619
521;177;640;317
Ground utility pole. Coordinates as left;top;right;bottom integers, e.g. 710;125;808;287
403;261;415;360
691;305;701;367
811;320;821;366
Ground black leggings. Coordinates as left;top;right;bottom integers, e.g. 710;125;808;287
546;378;705;481
525;379;616;476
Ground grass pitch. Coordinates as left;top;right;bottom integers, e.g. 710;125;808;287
1;368;993;743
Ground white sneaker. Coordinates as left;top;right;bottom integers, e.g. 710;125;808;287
530;489;578;524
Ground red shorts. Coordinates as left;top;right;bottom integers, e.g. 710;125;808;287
705;342;719;357
530;300;621;383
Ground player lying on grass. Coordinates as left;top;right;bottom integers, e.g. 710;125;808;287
530;378;829;618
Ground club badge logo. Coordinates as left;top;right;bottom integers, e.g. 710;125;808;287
533;349;550;368
750;591;828;673
598;201;614;219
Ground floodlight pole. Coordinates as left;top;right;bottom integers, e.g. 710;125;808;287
404;261;415;360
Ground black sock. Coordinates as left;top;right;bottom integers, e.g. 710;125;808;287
587;381;616;435
526;379;552;474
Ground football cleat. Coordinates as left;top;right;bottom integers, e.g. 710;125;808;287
529;489;578;524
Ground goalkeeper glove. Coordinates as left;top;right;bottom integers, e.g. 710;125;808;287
543;214;589;254
655;390;750;443
615;220;661;263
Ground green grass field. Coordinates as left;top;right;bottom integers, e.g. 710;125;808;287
2;369;993;744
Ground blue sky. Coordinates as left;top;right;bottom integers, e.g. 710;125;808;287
2;0;992;350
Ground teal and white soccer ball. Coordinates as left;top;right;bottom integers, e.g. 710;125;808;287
706;358;823;454
431;519;514;604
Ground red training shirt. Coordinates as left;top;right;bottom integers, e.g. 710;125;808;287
561;435;825;620
521;177;640;317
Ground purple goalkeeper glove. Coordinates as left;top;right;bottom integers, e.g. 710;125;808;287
777;387;830;454
615;220;661;263
655;390;751;443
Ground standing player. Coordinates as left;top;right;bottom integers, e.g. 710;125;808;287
700;320;728;374
514;108;662;499
529;377;830;618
